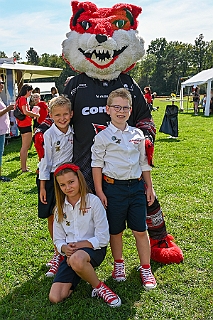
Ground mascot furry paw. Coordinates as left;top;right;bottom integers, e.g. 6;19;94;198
147;198;184;264
62;0;183;265
150;235;184;264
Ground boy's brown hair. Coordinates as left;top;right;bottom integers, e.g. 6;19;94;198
107;88;132;107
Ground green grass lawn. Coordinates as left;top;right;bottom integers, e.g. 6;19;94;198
0;100;212;320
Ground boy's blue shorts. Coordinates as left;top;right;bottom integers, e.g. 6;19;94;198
103;178;147;235
53;247;107;290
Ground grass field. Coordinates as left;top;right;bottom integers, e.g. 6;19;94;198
0;99;212;320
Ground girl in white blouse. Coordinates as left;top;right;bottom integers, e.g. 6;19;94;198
49;162;121;307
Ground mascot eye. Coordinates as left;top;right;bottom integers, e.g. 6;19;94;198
113;20;127;29
80;21;91;30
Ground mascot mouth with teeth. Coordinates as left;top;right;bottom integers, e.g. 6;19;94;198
62;1;183;265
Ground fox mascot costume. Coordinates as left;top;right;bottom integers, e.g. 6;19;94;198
62;1;183;264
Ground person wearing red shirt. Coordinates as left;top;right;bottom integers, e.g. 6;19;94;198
31;93;49;129
144;86;153;105
16;84;39;172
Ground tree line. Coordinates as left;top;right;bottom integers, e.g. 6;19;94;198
1;34;213;95
133;34;213;95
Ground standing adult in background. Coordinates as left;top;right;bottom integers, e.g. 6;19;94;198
0;76;14;181
16;84;39;172
192;86;200;116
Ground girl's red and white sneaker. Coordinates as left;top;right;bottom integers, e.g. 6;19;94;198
92;282;121;307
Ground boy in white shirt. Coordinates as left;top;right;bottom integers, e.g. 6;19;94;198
91;88;157;290
37;96;74;277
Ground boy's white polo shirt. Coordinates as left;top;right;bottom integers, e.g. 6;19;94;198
91;122;151;180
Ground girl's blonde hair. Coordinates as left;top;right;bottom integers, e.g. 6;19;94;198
54;163;90;222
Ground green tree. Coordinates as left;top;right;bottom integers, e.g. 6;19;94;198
39;53;77;93
13;51;22;61
130;54;156;91
164;41;194;94
26;47;40;65
204;40;213;69
0;51;8;58
129;60;143;85
147;38;168;94
38;53;50;66
192;34;208;73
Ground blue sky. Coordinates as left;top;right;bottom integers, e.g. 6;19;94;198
1;0;213;61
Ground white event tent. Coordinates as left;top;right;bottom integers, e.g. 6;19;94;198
0;58;62;104
180;68;213;116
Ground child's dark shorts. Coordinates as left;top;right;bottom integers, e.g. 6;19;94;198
36;172;55;218
103;178;147;235
53;247;107;289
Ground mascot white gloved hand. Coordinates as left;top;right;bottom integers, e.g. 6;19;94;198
62;0;183;264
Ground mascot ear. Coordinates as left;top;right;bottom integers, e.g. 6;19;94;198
71;1;98;13
70;1;98;28
112;3;142;29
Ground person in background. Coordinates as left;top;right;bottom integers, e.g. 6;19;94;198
32;87;41;94
144;87;158;112
51;87;59;98
91;88;157;290
144;86;153;108
49;163;121;307
15;84;39;172
192;86;200;116
200;94;206;114
31;93;49;130
210;90;213;114
37;96;73;277
0;76;15;181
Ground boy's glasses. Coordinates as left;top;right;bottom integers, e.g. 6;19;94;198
109;105;131;112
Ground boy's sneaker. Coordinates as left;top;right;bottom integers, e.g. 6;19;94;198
112;260;126;282
45;254;64;277
46;251;57;267
138;266;157;290
92;282;121;307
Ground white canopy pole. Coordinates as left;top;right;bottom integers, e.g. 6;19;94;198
180;85;184;111
205;80;211;116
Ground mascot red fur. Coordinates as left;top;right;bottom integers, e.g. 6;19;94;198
62;1;183;264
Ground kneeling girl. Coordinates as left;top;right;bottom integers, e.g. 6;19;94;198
49;163;121;307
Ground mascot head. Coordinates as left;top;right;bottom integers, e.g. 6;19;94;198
62;1;145;80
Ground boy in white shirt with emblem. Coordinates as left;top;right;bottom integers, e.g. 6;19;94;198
37;96;74;277
91;88;157;290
